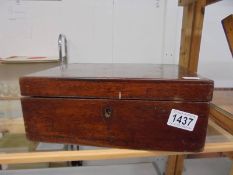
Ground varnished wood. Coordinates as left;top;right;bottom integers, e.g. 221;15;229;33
222;14;233;57
187;0;206;72
1;141;233;165
20;64;213;101
21;97;209;152
179;3;195;69
19;64;213;152
179;0;206;73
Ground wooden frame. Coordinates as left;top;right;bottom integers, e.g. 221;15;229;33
171;0;230;174
222;14;233;57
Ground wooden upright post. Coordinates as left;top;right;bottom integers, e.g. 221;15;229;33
179;0;206;72
166;155;186;175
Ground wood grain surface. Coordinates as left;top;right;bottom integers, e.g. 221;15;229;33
21;98;210;152
20;64;213;152
20;64;213;101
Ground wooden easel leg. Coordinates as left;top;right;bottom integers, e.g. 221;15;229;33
166;155;177;175
165;155;185;175
179;0;206;73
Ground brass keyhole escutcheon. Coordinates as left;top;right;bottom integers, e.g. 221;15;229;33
104;107;112;119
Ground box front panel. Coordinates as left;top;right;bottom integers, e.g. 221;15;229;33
21;98;209;152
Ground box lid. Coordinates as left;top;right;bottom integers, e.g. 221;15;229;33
20;64;214;102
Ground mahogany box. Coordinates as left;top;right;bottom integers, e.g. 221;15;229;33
19;64;214;152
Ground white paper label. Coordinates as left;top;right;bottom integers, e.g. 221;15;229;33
182;76;200;80
167;109;198;131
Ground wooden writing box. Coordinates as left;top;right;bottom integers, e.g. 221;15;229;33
20;64;214;152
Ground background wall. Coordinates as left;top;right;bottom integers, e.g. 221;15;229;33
0;0;232;87
0;0;180;64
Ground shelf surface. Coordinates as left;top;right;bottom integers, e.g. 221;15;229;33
0;86;233;165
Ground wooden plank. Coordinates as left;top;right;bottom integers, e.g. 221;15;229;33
222;14;233;57
179;0;206;72
210;104;233;135
179;3;195;69
178;0;197;6
187;0;206;72
1;142;233;165
175;155;185;175
0;149;178;165
166;156;177;175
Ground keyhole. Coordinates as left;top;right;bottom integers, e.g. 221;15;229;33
104;107;112;119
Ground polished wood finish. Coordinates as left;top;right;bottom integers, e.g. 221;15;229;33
21;98;209;152
20;64;213;152
222;14;233;57
20;64;213;101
